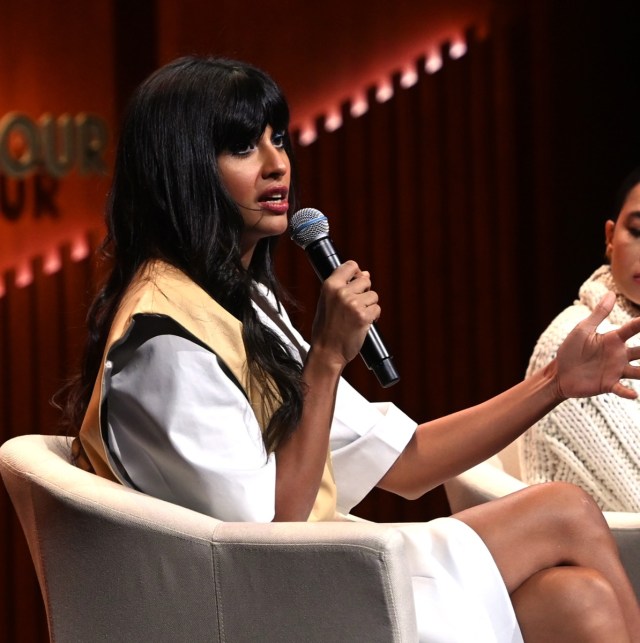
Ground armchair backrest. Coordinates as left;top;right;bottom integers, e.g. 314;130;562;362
0;434;418;642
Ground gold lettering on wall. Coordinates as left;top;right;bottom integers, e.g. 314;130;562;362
0;112;109;178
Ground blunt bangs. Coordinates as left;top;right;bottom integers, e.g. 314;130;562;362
211;64;291;153
127;57;291;165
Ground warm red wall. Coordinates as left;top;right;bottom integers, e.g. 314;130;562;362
0;0;115;278
156;0;493;129
2;1;640;641
0;0;495;278
0;5;499;639
0;4;116;640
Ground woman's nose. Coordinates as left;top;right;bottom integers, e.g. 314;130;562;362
261;144;287;178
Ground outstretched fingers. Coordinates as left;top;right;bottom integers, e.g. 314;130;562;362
614;347;640;399
617;314;640;343
579;291;615;334
608;336;640;399
611;381;639;400
625;345;640;364
554;292;640;400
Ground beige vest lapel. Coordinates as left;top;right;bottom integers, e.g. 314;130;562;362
77;260;337;521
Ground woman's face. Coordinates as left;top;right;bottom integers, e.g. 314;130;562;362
606;182;640;305
217;125;291;267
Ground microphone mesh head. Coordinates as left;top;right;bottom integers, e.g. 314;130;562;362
289;208;330;249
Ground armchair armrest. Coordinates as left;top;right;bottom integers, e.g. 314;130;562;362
211;520;417;642
0;435;417;642
444;461;527;513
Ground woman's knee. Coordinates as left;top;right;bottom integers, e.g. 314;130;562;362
520;481;610;543
454;481;617;583
458;480;609;548
526;480;598;513
513;566;628;642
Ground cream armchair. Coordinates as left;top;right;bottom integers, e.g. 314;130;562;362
444;441;640;598
0;434;418;642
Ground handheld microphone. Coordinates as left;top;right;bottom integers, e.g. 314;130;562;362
289;207;400;388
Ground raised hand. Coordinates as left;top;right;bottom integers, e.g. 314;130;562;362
554;291;640;400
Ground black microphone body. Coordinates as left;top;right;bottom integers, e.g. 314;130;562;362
290;209;400;388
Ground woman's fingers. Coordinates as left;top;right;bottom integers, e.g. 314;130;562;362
579;291;615;333
626;345;640;363
328;261;372;291
312;260;383;362
329;260;361;283
611;380;639;400
324;261;378;318
617;315;640;343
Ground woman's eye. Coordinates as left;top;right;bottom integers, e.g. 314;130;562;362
272;131;286;148
230;141;256;156
628;227;640;238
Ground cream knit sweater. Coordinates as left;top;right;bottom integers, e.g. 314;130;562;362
521;265;640;512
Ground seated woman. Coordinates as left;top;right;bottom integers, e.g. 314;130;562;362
61;57;640;641
522;167;640;513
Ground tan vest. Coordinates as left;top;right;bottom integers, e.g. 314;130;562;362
76;260;337;521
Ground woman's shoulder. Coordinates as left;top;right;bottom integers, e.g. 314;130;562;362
116;260;239;331
104;260;248;377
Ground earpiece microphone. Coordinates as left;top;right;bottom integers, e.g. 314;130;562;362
289;207;400;388
236;203;265;212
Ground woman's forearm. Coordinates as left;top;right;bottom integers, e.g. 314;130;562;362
273;347;343;521
273;262;378;520
378;360;564;499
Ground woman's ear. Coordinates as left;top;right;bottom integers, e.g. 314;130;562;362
604;219;615;261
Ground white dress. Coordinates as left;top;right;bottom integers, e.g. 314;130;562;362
104;286;522;642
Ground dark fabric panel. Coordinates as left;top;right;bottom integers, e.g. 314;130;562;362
113;0;159;121
6;2;640;639
285;18;547;522
0;247;97;642
3;271;45;641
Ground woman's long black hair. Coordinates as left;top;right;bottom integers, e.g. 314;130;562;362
612;166;640;220
60;56;304;452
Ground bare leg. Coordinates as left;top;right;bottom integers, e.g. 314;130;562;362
453;481;640;641
512;567;630;642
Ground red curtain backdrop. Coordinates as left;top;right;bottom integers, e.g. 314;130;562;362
277;19;539;521
0;243;101;641
3;1;640;640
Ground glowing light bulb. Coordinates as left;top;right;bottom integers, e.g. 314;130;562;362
350;94;368;118
71;235;90;262
376;79;394;103
43;248;62;275
298;124;317;146
15;262;33;288
425;51;443;74
449;39;468;60
400;65;418;88
324;111;343;132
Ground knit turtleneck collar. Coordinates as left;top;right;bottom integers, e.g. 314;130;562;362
578;264;640;325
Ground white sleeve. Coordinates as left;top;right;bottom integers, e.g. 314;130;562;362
105;333;276;522
330;377;417;513
251;287;417;513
